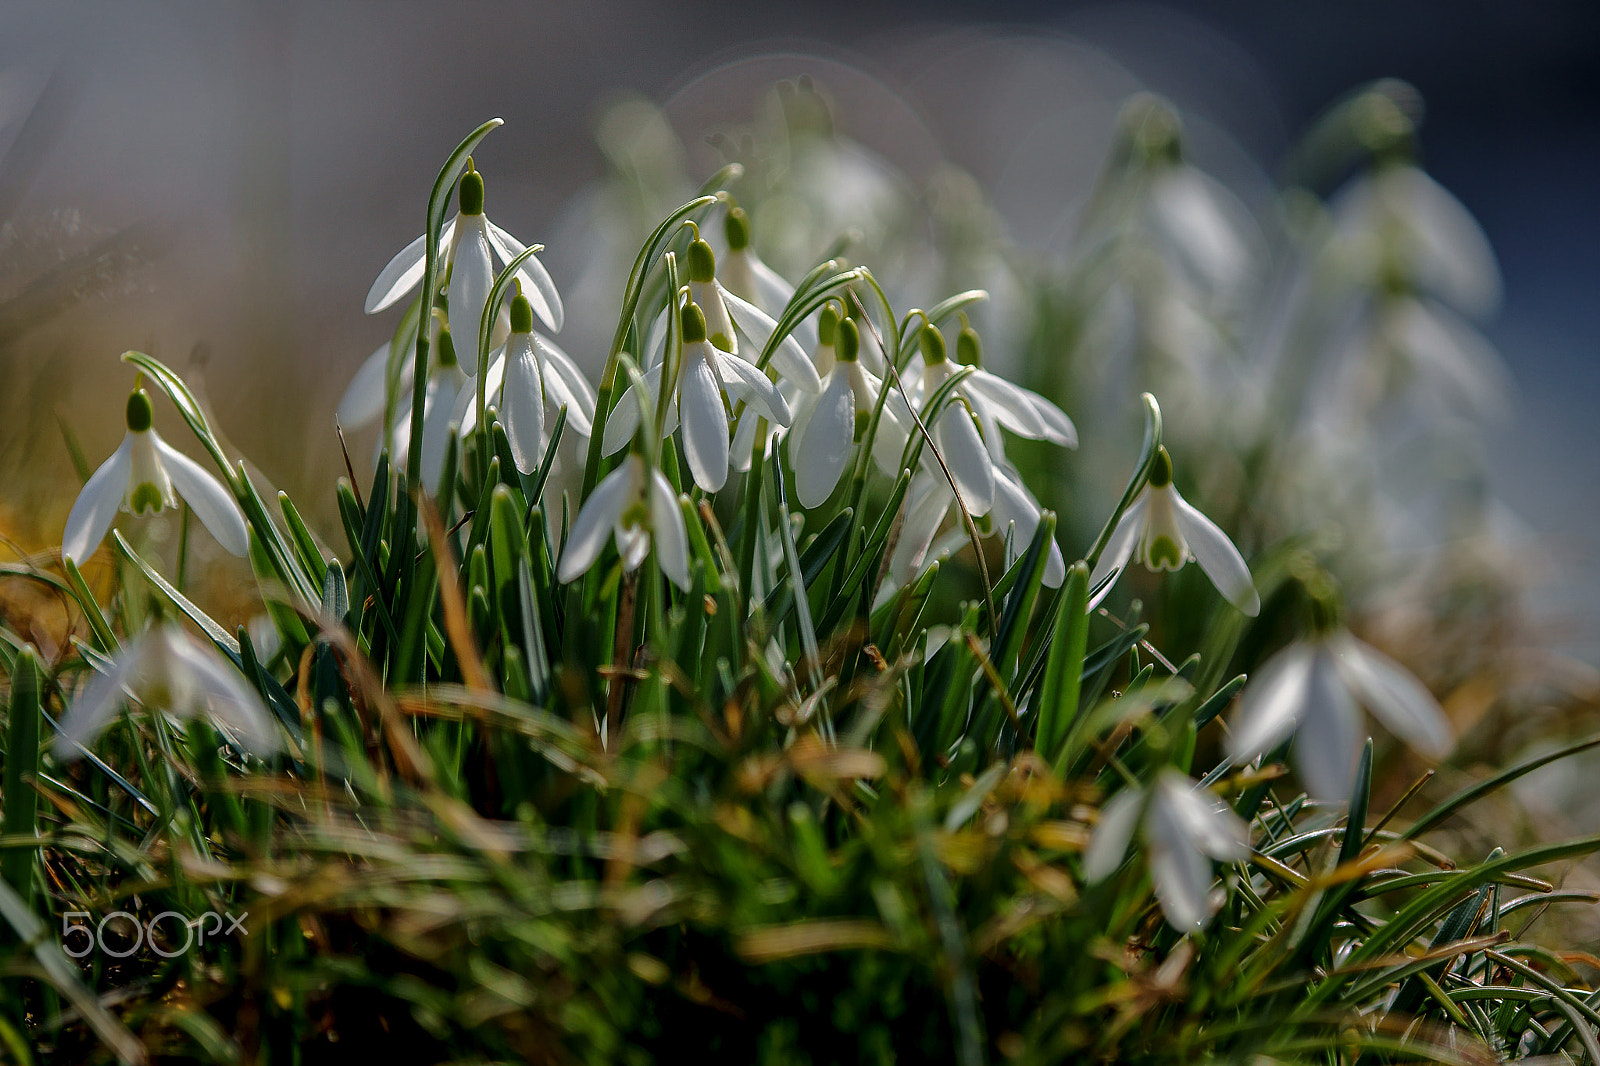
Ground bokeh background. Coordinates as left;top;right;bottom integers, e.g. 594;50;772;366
1;0;1595;674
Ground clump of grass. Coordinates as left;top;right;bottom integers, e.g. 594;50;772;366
2;89;1595;1066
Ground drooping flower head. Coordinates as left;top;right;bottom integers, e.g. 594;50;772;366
364;160;564;372
491;284;596;474
1090;446;1260;616
787;315;886;508
1227;578;1452;803
1084;768;1250;932
54;623;278;760
63;388;249;564
603;299;791;493
556;450;690;591
718;205;802;328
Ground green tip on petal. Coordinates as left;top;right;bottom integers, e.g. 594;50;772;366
458;167;485;215
687;239;717;283
437;326;459;368
919;323;947;365
510;292;534;334
818;303;839;346
125;388;154;432
724;206;750;251
1149;446;1173;488
836;318;860;363
129;481;165;515
1147;533;1183;571
681;301;708;344
956;325;982;366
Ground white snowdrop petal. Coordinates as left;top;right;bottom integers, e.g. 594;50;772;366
648;470;692;591
486;221;564;332
154;436;248;557
63;434;135;564
337;342;400;429
53;637;142;759
963;372;1049;440
751;256;802;329
418;376;463;496
690;280;738;356
600;363;663;455
365;219;455;315
1171;490;1259;616
1083;788;1143;882
536;335;597;437
1296;650;1366;804
503;337;546;474
932;406;994;516
557;460;636;584
719;284;821;393
792;370;854;508
1086;495;1148;610
890;476;954;586
1227;645;1316;763
166;632;278;755
1148;827;1216;932
870;395;913;477
1332;634;1453;759
1394;167;1501;315
713;348;792;427
447;216;495;373
1159;773;1249;862
679;347;730;492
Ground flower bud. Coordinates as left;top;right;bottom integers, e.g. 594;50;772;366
919;323;947;365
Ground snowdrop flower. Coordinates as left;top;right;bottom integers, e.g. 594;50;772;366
950;324;1078;461
557;451;690;591
602;300;791;493
883;461;1067;593
786;316;885;507
1227;626;1452;804
881;324;1076;517
902;325;996;516
1331;162;1500;318
685;237;820;394
487;285;597;474
1084;769;1250;932
63;389;248;564
386;321;470;495
718;205;807;336
1089;447;1260;616
365;160;564;370
53;623;278;760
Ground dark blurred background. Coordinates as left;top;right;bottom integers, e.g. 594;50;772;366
1;0;1595;660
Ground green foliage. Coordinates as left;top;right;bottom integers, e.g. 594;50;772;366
0;92;1592;1066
